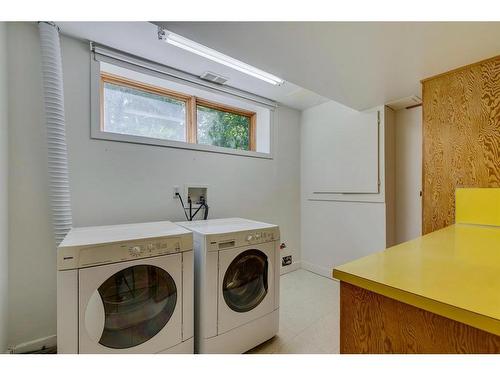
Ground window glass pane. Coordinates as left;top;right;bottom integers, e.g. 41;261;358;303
103;81;186;142
197;105;251;150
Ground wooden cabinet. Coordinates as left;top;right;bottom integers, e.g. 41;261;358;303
340;282;500;354
422;55;500;234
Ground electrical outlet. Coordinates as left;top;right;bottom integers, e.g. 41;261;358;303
173;186;180;198
282;255;292;267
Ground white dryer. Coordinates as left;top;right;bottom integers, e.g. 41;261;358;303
177;218;280;354
57;221;194;354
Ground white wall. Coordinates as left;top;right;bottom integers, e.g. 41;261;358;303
0;22;9;353
7;22;56;348
300;101;393;278
395;106;422;243
6;22;301;347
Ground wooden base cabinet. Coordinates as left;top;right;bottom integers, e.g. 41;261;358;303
340;282;500;354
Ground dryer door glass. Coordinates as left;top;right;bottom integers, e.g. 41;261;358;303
222;249;268;313
94;265;177;349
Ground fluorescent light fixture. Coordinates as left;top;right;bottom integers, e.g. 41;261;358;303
158;28;285;86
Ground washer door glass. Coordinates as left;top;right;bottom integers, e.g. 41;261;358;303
91;265;177;349
222;249;268;313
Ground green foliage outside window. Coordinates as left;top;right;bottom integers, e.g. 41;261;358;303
197;105;251;150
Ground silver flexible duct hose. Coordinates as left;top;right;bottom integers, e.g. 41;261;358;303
38;22;72;246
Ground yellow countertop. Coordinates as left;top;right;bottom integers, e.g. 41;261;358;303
333;224;500;336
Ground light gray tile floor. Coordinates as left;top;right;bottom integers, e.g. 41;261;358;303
247;269;340;354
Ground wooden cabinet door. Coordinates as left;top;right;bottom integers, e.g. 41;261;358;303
422;55;500;234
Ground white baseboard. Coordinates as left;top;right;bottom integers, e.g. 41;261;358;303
300;261;335;279
280;261;301;275
7;334;56;354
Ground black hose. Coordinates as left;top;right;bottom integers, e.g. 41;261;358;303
177;193;209;221
176;193;189;221
191;203;204;219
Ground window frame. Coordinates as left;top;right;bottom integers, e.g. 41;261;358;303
99;72;257;152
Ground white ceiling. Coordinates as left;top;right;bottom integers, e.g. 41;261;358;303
160;22;500;110
56;21;329;111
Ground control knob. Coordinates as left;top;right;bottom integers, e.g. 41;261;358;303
129;246;142;255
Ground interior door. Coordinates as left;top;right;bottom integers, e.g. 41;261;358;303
217;242;275;335
395;106;422;243
78;254;182;353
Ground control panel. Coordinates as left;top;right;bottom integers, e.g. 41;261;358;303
245;231;274;243
126;240;180;258
57;234;192;270
206;227;280;252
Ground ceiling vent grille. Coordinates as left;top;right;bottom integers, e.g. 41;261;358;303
386;95;422;111
200;71;229;85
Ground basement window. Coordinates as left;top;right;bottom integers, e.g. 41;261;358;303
93;62;271;158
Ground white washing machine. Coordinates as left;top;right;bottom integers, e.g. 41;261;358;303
57;221;194;354
177;218;280;354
